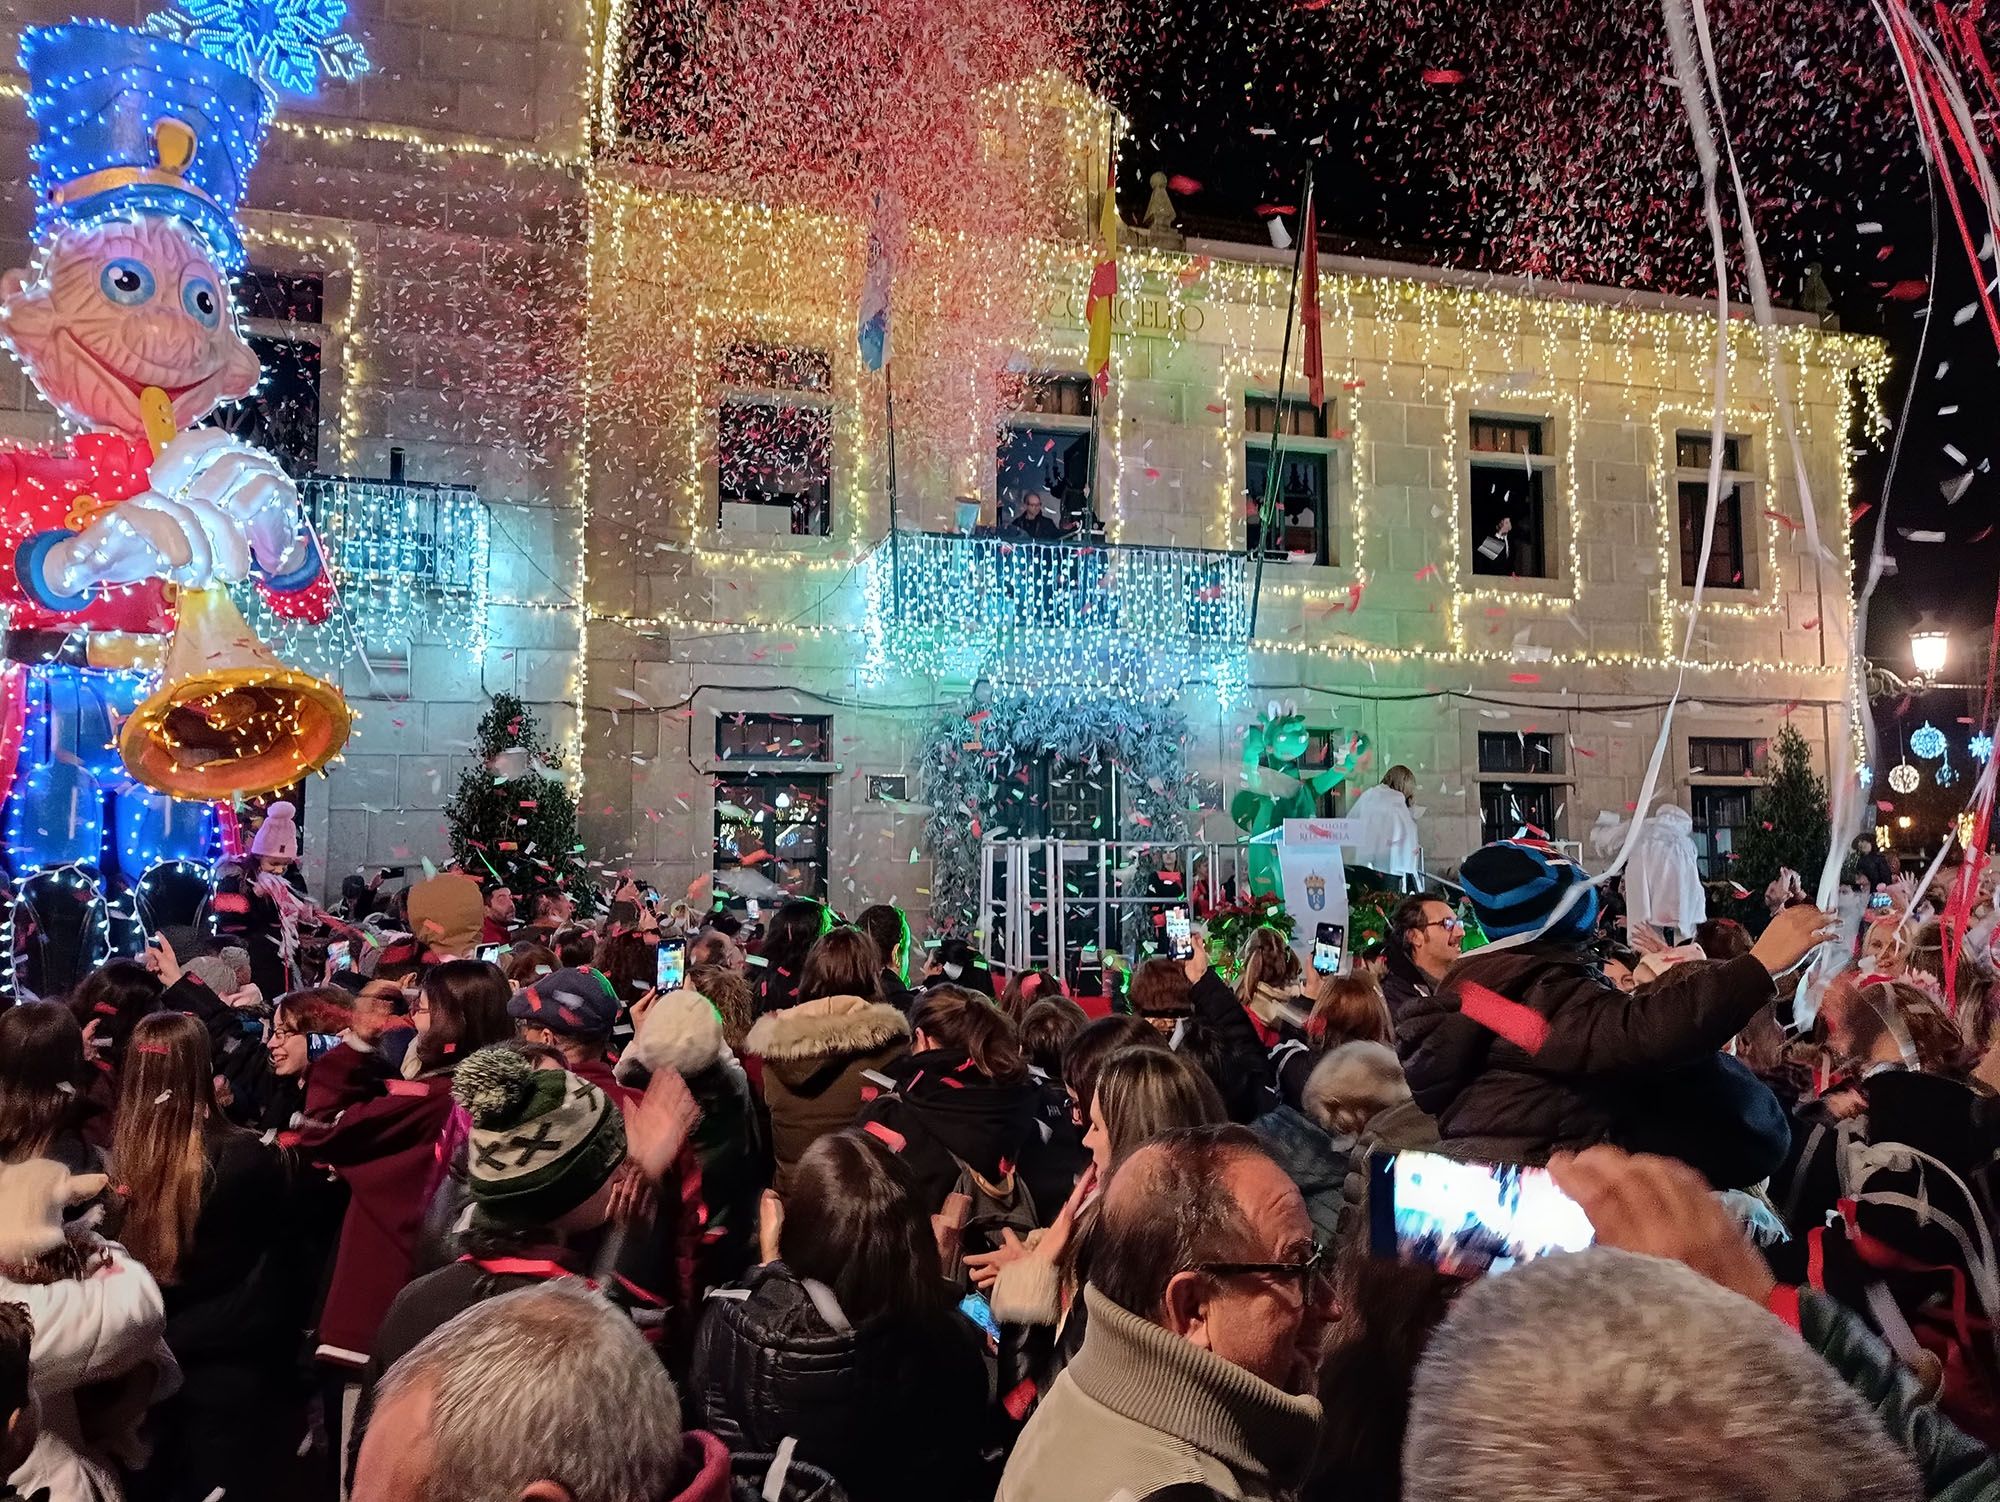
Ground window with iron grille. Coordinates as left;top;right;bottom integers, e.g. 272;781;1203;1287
1688;736;1763;777
715;713;832;762
1691;784;1756;880
1480;781;1559;845
998;370;1096;535
1478;731;1557;775
715;772;828;902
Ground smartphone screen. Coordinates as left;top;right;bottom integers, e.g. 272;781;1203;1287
656;938;688;992
1368;1148;1593;1277
1313;922;1346;975
1165;907;1193;961
957;1291;1001;1346
325;940;352;973
474;943;503;964
1868;892;1893;910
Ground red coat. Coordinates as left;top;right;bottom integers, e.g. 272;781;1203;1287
296;1069;459;1366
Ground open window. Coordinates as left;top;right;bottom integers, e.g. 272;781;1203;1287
1468;415;1554;580
1675;432;1755;589
1244;393;1336;566
717;343;833;538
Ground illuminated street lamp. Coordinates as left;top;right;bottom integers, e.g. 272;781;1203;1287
1911;617;1951;682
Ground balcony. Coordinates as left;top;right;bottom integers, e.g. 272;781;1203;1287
861;529;1250;699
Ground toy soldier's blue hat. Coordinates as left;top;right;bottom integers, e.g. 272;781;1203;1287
20;22;269;270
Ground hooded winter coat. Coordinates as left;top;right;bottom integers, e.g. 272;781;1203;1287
1397;943;1784;1181
687;1261;989;1502
743;998;909;1196
854;1047;1042;1216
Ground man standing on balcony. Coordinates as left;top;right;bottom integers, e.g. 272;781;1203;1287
1012;490;1063;542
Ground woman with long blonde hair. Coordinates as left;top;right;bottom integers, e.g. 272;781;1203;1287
110;1010;300;1493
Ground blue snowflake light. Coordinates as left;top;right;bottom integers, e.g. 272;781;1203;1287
1974;734;1995;764
146;0;369;98
1910;721;1948;761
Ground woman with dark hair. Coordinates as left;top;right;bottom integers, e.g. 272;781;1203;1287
592;929;657;1009
297;959;512;1420
112;1011;299;1497
499;942;558;986
795;924;883;1006
0;1002;103;1175
1189;929;1315;1113
1127;956;1192;1025
1059;1014;1166;1135
998;968;1062;1028
1019;996;1088;1081
688;1130;989;1501
745;929;907;1195
753;897;828;1016
923;937;995;997
856;985;1043;1230
65;957;163;1070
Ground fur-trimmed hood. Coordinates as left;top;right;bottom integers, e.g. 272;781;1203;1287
744;994;909;1066
630;988;733;1077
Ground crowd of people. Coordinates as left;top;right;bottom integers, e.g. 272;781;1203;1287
5;836;2000;1502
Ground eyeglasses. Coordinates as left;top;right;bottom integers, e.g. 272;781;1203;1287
1417;915;1465;935
1196;1241;1334;1300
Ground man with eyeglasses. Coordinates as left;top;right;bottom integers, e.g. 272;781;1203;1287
998;1125;1328;1502
1382;894;1462;1026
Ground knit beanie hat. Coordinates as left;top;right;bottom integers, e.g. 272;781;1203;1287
249;800;299;860
507;966;619;1041
451;1047;627;1228
1457;840;1599;944
407;871;485;959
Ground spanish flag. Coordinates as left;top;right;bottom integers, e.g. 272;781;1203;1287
1085;179;1118;394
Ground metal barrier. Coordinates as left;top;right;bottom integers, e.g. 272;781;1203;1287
976;838;1265;974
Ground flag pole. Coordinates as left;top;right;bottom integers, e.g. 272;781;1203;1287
1085;123;1114;535
1247;162;1314;641
886;355;903;619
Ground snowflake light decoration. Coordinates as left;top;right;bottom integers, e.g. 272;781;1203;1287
1973;734;1995;764
1937;759;1960;788
1889;761;1921;795
1910;721;1948;760
146;0;369;99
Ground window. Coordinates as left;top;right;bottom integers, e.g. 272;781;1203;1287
1467;415;1553;579
1688;736;1763;778
716;713;831;762
1478;731;1557;775
1675;431;1754;589
1299;728;1362;815
717;342;832;538
714;772;828;902
1480;781;1559;845
997;370;1095;537
1244;394;1337;566
206;268;323;478
1690;784;1756;880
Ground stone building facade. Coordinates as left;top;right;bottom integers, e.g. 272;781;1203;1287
0;7;1886;933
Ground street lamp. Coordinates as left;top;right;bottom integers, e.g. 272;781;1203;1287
1912;617;1951;681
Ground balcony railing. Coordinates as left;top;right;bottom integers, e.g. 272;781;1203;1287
294;476;491;653
862;529;1251;698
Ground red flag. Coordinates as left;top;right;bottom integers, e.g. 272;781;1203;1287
1301;183;1325;410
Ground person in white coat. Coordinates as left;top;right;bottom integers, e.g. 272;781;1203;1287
0;1159;173;1502
1347;766;1424;885
1625;804;1709;941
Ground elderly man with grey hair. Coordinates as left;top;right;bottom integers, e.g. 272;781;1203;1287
1400;1146;2000;1502
351;1280;732;1502
999;1125;1330;1502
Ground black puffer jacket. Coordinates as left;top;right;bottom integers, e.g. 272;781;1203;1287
1396;944;1782;1180
687;1261;990;1502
